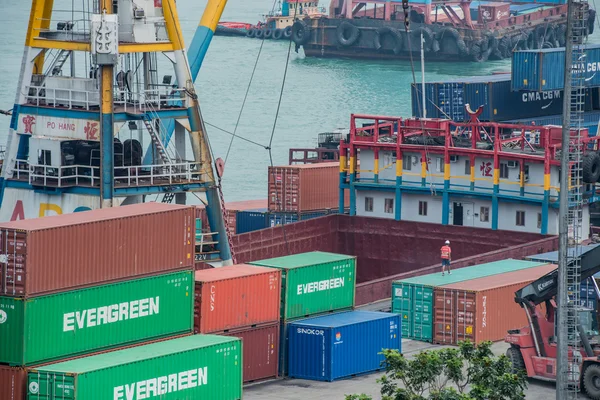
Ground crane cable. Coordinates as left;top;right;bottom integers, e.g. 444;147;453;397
401;0;436;195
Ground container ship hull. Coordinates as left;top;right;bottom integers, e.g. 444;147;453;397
293;3;596;62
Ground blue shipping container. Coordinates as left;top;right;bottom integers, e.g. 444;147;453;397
411;75;589;122
504;110;600;136
512;45;600;91
236;211;269;234
287;311;401;381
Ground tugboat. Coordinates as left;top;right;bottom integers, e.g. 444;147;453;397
216;0;326;40
291;0;597;62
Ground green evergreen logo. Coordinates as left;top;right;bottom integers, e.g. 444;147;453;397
0;310;7;324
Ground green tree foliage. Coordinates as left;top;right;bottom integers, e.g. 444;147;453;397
345;341;527;400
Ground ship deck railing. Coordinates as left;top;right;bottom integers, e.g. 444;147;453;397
12;159;207;188
25;85;186;112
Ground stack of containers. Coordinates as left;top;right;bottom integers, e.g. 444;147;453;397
194;265;282;383
391;259;551;342
267;163;350;227
432;263;556;345
249;251;357;376
0;204;243;400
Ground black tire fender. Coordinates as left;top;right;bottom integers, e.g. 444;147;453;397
272;28;283;40
291;19;311;45
582;152;600;183
255;28;264;39
589;9;597;35
373;27;404;54
412;26;435;52
264;28;273;39
336;21;361;46
246;28;256;38
284;25;293;39
437;27;468;56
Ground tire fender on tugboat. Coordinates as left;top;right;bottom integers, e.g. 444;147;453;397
284;25;293;39
437;27;468;57
292;19;312;45
246;28;256;38
272;28;284;40
336;21;361;46
411;26;436;52
373;27;404;54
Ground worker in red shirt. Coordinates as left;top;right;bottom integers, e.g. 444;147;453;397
441;240;451;276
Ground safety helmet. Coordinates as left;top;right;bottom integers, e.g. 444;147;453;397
445;240;450;245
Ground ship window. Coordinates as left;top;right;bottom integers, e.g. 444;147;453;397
384;198;394;214
419;201;428;216
403;156;412;171
365;197;374;212
516;211;525;226
38;150;51;166
436;158;444;173
537;213;542;229
480;207;489;222
500;163;509;179
465;159;470;175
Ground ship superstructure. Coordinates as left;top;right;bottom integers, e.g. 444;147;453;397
339;112;600;237
0;0;234;265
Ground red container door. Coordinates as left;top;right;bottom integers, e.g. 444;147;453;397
434;288;456;345
0;231;27;297
455;290;478;344
223;322;280;383
0;365;27;400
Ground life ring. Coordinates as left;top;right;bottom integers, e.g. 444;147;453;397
437;27;468;56
246;28;256;38
291;19;311;45
373;27;404;54
255;28;264;39
582;152;600;183
284;25;293;39
411;26;435;52
336;21;361;46
264;28;273;39
273;28;283;40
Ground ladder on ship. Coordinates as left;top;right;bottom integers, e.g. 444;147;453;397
561;0;588;398
142;118;172;165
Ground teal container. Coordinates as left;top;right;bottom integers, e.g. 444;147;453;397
392;259;547;342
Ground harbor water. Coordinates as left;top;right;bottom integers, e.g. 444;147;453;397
1;0;599;201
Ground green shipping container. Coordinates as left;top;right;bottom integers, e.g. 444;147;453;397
26;334;242;400
0;271;194;366
249;251;356;320
391;259;547;342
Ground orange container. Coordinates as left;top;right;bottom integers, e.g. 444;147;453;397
194;264;281;333
433;263;556;345
268;163;349;212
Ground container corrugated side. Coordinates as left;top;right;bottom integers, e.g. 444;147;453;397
0;365;26;400
512;46;600;91
249;251;357;320
287;311;401;381
26;335;242;400
0;203;195;297
1;270;194;366
433;263;556;345
391;259;548;342
268;163;349;212
223;322;279;383
194;265;281;333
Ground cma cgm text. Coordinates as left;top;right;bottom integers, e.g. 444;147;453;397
297;278;345;295
114;367;207;400
63;297;160;332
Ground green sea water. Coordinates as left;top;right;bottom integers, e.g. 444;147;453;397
0;0;598;201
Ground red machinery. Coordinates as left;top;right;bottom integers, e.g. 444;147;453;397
505;245;600;399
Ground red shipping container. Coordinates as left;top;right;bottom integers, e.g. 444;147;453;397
478;2;510;22
196;199;268;234
0;365;26;400
0;203;195;297
433;263;556;345
223;322;280;383
268;163;350;212
194;265;281;333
